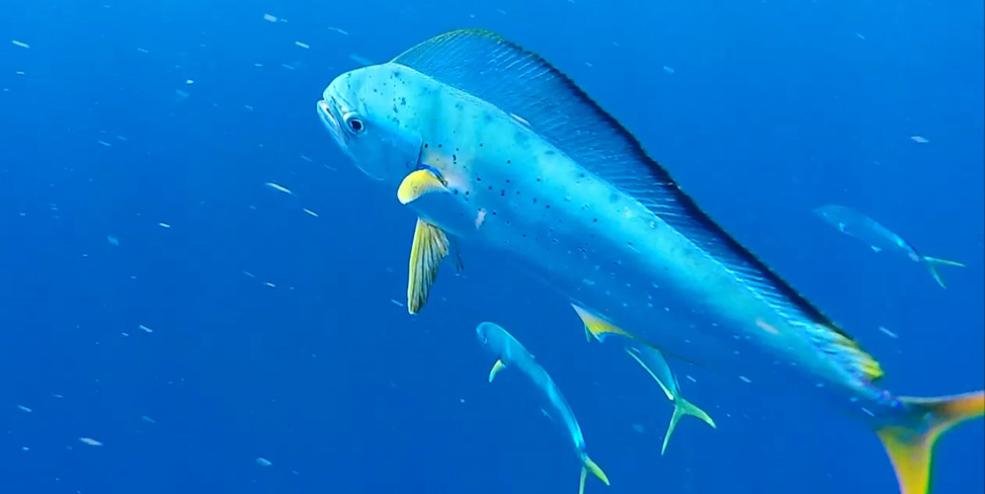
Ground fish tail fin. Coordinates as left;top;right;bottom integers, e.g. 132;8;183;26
876;391;984;494
922;256;965;288
577;455;610;494
660;396;717;455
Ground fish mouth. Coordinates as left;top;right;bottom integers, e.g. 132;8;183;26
316;99;344;147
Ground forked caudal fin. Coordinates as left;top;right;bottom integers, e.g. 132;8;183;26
922;256;965;289
876;391;984;494
578;455;610;494
662;396;716;456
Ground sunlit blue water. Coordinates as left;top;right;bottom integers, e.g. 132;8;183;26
1;1;982;493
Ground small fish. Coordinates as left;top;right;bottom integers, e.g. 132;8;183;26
106;235;120;246
302;208;319;217
476;322;609;494
295;41;310;49
11;39;30;49
910;135;930;144
814;204;964;288
264;182;294;196
16;404;33;413
327;26;350;36
255;457;273;467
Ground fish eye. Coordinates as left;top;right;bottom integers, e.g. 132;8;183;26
342;113;365;134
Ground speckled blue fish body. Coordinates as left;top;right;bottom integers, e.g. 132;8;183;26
317;29;982;494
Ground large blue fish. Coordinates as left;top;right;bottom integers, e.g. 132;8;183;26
476;321;609;494
316;29;983;494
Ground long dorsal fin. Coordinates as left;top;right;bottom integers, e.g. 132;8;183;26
394;29;880;381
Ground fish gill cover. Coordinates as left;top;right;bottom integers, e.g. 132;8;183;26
0;1;982;494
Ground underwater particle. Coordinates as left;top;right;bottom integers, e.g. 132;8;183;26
262;13;278;23
78;437;103;447
855;33;867;40
97;139;112;147
138;324;154;333
877;326;899;339
348;53;373;65
11;40;30;49
242;270;256;279
509;112;531;127
631;423;645;434
738;375;752;384
136;47;149;54
264;281;276;288
298;154;313;163
140;415;157;424
16;404;33;413
685;374;697;383
662;65;676;75
185;79;194;85
106;235;120;246
390;299;405;307
264;182;293;195
280;63;296;70
21;446;29;452
174;89;190;101
910;135;929;144
255;457;273;467
294;41;310;49
474;208;487;229
158;222;171;229
327;26;350;36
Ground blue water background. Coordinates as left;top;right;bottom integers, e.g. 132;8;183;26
1;1;982;493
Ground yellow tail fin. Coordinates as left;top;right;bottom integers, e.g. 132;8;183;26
662;396;717;455
577;455;609;494
876;391;984;494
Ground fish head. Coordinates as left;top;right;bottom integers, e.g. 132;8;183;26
476;321;510;352
317;64;422;182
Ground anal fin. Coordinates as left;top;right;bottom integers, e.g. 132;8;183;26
407;218;450;314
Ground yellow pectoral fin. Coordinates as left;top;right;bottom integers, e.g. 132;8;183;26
571;304;632;342
406;218;450;314
397;168;446;205
488;359;506;383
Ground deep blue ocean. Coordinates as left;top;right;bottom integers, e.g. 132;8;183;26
1;1;983;493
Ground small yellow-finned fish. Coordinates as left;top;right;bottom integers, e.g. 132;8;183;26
476;322;609;494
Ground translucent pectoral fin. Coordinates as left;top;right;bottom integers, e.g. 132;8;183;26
406;218;450;314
